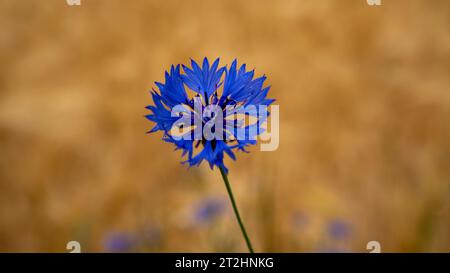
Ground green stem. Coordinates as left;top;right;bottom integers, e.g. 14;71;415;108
219;167;254;253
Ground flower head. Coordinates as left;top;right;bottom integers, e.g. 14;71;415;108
146;58;274;173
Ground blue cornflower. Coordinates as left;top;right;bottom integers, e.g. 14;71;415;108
145;58;274;173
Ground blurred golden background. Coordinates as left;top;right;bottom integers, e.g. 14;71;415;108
0;0;449;252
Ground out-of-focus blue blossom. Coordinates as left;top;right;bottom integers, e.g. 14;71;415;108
193;198;226;225
103;232;136;252
328;219;351;240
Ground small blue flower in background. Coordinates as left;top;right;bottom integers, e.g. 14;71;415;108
328;219;351;240
103;232;136;252
193;198;226;225
145;58;274;173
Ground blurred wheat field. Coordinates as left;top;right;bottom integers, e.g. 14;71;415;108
0;0;449;252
